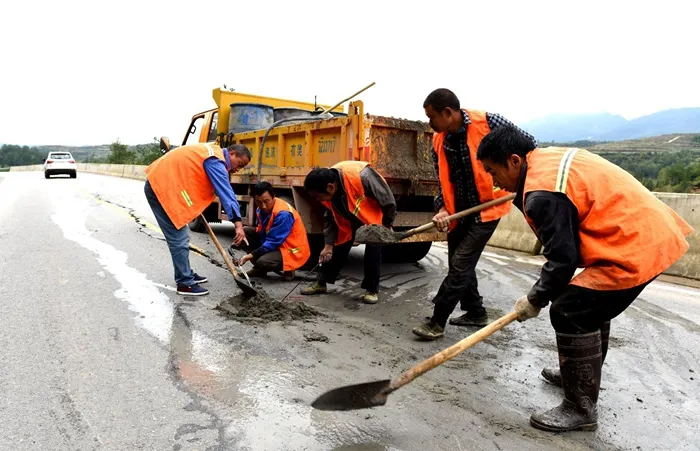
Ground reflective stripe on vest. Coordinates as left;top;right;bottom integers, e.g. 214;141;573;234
523;147;693;290
555;148;579;193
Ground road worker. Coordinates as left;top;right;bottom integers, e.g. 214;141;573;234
413;88;537;340
476;125;693;432
232;181;310;281
301;161;396;304
144;143;251;296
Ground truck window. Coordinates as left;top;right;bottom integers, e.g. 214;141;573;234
184;115;205;145
207;112;219;142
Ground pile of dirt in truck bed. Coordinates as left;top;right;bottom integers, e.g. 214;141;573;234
217;290;325;323
355;224;399;244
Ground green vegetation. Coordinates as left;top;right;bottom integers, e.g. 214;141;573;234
0;140;162;167
597;150;700;192
0;144;45;166
107;140;162;165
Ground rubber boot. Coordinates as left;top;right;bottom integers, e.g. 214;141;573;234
541;321;609;387
530;331;602;432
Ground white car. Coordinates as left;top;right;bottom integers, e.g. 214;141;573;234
44;151;77;178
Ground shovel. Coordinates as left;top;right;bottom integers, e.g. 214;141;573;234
200;214;262;297
311;310;519;411
355;193;516;245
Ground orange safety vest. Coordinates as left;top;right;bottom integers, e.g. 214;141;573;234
433;109;512;229
255;198;310;271
146;143;224;229
523;147;693;291
321;161;385;245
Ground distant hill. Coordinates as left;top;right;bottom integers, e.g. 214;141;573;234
35;144;111;162
524;108;700;142
587;133;700;153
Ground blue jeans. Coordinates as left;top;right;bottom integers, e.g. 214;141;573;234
144;181;195;286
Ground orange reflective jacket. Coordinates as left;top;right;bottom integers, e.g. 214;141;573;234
433;109;512;229
322;161;385;245
523;147;693;290
146;143;224;229
255;198;310;271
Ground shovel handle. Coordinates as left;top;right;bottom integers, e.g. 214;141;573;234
200;214;243;279
389;311;519;392
402;193;516;238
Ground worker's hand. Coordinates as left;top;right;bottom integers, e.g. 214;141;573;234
432;208;450;232
319;244;334;263
237;253;253;266
233;221;246;246
514;295;541;322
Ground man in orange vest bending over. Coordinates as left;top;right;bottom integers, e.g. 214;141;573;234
301;161;396;304
144;143;251;296
233;182;310;281
477;126;693;432
413;88;537;340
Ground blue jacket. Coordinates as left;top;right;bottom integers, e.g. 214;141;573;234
203;150;241;221
252;208;294;258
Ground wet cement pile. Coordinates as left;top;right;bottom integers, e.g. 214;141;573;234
218;290;325;323
355;224;400;244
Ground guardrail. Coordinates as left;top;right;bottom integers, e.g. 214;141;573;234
8;163;700;280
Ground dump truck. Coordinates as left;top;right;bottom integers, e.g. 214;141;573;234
177;88;443;263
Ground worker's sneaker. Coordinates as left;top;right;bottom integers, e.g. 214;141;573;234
193;273;208;284
300;282;327;295
245;267;268;278
361;292;379;304
412;321;445;340
449;312;489;327
176;283;209;296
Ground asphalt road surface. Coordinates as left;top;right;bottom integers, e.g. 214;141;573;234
1;171;698;450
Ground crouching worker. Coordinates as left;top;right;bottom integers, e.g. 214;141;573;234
234;182;310;280
301;161;396;304
144;143;251;296
477;126;693;432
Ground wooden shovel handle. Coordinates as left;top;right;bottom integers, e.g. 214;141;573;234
389;311;519;391
403;193;516;238
200;214;242;279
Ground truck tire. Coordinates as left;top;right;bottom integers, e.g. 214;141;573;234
382;241;432;263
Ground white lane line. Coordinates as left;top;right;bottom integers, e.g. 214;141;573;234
51;192;174;344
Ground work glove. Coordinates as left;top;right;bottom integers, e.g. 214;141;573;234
514;295;541;322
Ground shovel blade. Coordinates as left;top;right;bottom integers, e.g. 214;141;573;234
234;276;261;297
354;225;401;245
311;379;392;411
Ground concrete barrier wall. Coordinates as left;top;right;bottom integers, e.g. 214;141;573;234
77;163;147;181
488;206;542;254
655;193;700;280
9;165;43;172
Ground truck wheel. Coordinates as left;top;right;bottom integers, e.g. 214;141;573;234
382;242;432;263
188;215;206;232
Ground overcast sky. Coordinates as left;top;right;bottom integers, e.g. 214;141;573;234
1;0;698;146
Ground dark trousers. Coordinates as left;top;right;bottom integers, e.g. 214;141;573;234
550;280;654;334
431;220;499;327
319;240;382;293
240;226;283;272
